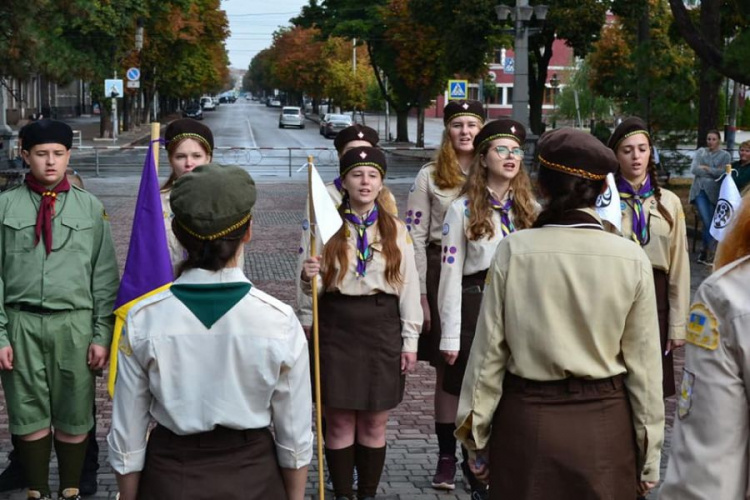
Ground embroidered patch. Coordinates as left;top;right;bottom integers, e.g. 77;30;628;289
442;223;450;235
678;369;695;419
686;303;719;350
118;334;132;357
302;219;310;231
620;201;627;211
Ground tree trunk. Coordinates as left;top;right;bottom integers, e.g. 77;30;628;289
416;102;425;148
396;108;410;143
696;0;722;147
637;5;651;123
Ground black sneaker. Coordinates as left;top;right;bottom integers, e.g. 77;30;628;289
78;469;97;496
471;489;490;500
0;460;27;492
697;251;714;266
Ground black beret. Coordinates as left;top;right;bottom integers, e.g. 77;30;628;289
333;124;379;155
607;117;651;151
21;120;73;151
537;128;618;181
444;100;485;125
473;119;526;150
170;163;256;240
165;118;214;155
340;146;387;178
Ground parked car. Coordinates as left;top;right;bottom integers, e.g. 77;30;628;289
279;106;305;129
322;114;353;138
200;96;216;111
269;99;282;107
182;103;203;120
319;113;332;135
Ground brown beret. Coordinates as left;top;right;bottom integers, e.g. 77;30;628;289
340;146;387;178
170;163;256;241
473;119;526;150
607;117;651;151
537;128;618;181
165;118;214;155
444;100;485;125
21;119;73;151
333;124;379;154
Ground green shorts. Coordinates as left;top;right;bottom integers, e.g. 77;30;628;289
0;308;95;435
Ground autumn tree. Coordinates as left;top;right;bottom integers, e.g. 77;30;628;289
268;26;328;106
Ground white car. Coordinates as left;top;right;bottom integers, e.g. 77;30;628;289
200;97;216;111
279;107;305;129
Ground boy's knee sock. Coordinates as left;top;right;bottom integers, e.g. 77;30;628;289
354;442;386;498
16;434;52;495
435;422;457;457
54;436;89;493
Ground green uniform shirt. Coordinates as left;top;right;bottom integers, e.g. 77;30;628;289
732;160;750;193
0;184;119;348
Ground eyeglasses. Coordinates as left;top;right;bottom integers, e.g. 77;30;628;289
493;145;524;160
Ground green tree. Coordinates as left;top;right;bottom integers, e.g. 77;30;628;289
556;61;614;125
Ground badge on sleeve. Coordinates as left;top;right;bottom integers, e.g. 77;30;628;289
678;369;695;419
686;303;720;350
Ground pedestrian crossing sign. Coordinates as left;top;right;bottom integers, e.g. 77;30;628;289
448;80;468;100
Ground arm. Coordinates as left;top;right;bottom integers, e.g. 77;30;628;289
706;150;732;178
455;249;510;452
406;167;432;294
90;204;120;347
620;260;664;482
667;200;690;341
690;148;704;176
398;226;423;355
115;472;141;500
281;468;309;500
295;201;314;327
271;314;314;474
438;201;467;356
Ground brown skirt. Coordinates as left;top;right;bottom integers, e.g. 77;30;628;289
489;373;637;500
417;243;442;365
318;292;404;411
654;268;675;397
138;425;285;500
442;269;487;396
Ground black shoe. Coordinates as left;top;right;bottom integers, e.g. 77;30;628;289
0;460;27;492
471;489;490;500
78;469;97;496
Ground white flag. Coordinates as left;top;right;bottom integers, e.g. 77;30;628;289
309;163;343;245
710;172;742;241
595;173;622;232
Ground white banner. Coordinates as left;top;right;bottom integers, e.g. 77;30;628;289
595;173;622;232
309;163;342;245
710;172;742;241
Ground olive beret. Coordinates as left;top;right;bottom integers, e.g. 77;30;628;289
444;99;485;126
165;118;214;155
607;117;651;151
340;146;387;178
170;163;256;240
473;119;526;150
537;128;618;181
333;124;379;155
21;120;73;151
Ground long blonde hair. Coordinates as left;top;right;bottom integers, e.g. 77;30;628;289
714;192;750;269
433;129;467;190
461;142;537;240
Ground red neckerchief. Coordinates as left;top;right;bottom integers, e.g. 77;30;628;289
24;173;71;255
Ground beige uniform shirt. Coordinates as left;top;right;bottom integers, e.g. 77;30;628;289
406;163;463;293
620;187;690;340
160;190;185;273
438;193;511;352
108;268;313;474
660;255;750;499
455;210;664;482
299;217;422;352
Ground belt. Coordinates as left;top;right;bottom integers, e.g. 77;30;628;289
7;303;61;315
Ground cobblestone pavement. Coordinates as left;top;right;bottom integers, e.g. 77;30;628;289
0;176;712;499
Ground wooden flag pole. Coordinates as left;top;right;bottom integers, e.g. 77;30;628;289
151;122;160;172
308;155;325;499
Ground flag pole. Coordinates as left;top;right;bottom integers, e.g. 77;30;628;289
308;155;325;499
151;122;160;172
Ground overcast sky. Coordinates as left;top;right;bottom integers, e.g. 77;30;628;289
222;0;309;70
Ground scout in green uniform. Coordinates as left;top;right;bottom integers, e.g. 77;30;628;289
0;119;119;500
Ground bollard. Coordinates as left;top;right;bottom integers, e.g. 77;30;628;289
95;149;101;177
288;148;293;177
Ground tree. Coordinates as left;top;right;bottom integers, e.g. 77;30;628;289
245;49;276;97
556;60;614;125
269;26;328;106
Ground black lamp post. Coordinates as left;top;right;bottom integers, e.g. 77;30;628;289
549;72;560;129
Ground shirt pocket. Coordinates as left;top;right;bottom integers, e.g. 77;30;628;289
644;208;671;270
2;217;37;253
53;217;94;254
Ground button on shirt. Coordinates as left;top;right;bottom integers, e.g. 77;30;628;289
108;268;313;474
406;163;463;294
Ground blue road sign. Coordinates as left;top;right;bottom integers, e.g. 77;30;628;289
104;79;124;99
504;57;515;74
126;67;141;81
448;80;467;100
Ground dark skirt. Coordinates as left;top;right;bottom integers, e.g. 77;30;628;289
318;292;404;411
654;268;675;397
489;373;637;500
138;425;285;500
417;243;442;365
442;269;488;396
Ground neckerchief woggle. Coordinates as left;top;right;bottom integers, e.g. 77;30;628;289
616;176;654;245
25;173;71;255
488;194;515;237
343;203;379;277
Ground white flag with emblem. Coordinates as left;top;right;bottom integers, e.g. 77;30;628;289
710;169;742;241
309;162;343;245
595;173;622;232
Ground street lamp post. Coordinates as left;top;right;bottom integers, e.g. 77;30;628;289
495;1;548;131
549;72;560;129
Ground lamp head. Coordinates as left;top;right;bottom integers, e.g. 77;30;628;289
495;4;511;20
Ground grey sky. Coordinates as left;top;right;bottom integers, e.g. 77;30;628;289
222;0;309;70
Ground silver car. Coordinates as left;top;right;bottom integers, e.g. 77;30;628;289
279;106;305;129
323;114;353;138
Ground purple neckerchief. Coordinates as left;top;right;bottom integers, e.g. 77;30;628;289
343;204;379;277
333;176;343;193
616;176;654;246
488;195;515;237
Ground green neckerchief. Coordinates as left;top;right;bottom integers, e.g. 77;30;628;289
171;281;252;329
